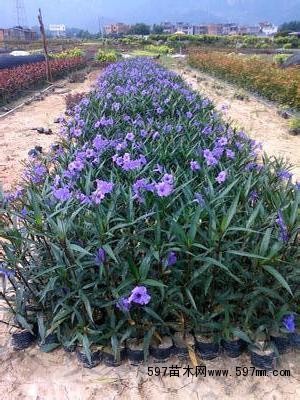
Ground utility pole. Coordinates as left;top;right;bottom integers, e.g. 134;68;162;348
16;0;27;27
38;8;52;83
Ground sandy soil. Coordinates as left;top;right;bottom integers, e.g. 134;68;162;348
0;69;100;192
172;64;300;181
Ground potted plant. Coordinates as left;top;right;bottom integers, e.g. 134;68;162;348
126;338;145;363
270;315;291;355
248;332;276;370
194;324;221;360
173;330;195;357
221;327;248;358
150;334;174;360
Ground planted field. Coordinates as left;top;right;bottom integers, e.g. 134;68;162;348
0;57;86;104
0;59;300;368
189;51;300;110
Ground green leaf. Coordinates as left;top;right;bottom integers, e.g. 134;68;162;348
221;191;240;232
263;265;293;296
102;244;118;263
185;288;197;310
16;314;34;334
143;279;166;288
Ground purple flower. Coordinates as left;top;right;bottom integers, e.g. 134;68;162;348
128;286;151;305
156;107;164;115
226;149;235;159
0;266;15;279
95;248;106;265
116;297;131;312
53;187;71;202
125;132;135;141
216;171;228;184
152;131;160;140
217;137;228;147
249;190;259;205
162;174;173;184
190;160;201;171
276;209;289;243
194;192;205;207
283;314;295;333
203;149;218;167
166;251;177;267
155;182;173;197
68;159;84;173
277;170;293;181
186;111;193;119
96;180;114;194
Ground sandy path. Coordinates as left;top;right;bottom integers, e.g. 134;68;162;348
0;69;100;192
172;64;300;181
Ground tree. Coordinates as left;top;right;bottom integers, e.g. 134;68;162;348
152;24;164;34
279;21;300;33
129;23;151;35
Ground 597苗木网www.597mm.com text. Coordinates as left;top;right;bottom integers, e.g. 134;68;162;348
147;365;291;378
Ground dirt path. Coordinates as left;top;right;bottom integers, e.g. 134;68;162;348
0;69;100;192
172;63;300;181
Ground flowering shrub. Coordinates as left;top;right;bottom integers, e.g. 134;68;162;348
52;47;84;59
1;59;299;360
0;57;86;103
95;49;118;63
189;51;300;110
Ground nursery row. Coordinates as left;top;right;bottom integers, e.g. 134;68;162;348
149;33;300;50
0;56;86;104
189;51;300;110
10;328;300;369
0;58;299;365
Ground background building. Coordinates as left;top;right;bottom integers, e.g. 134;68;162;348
0;26;37;44
104;23;130;35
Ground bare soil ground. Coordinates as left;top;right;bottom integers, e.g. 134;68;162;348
1;316;300;400
1;63;300;400
170;62;300;181
0;69;100;192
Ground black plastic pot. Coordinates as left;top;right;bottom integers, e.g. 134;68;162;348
126;339;144;363
11;330;36;350
270;335;291;354
63;344;77;353
289;332;300;349
172;332;195;357
222;338;247;358
196;341;220;360
102;346;126;367
150;337;174;360
250;349;276;370
77;350;102;369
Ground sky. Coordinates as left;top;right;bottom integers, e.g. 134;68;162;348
1;0;300;32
